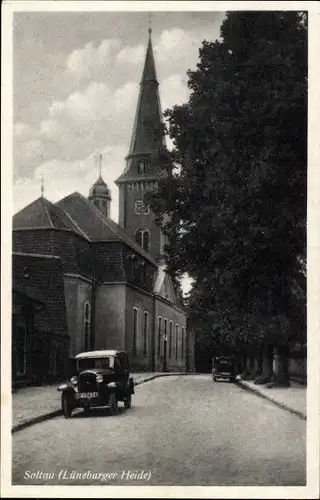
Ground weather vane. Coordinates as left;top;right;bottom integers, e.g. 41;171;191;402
41;175;44;197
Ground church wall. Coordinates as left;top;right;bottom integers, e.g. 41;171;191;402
94;283;126;350
92;242;125;282
122;244;157;294
63;276;92;357
125;285;154;371
13;229;54;255
123;183;162;260
155;299;187;372
13;229;93;280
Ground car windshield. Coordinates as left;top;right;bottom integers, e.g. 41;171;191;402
77;356;114;371
218;360;232;370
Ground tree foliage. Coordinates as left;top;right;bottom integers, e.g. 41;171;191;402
148;12;307;356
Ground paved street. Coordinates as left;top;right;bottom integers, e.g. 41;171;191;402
12;375;306;486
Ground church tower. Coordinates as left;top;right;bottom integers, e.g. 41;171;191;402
115;28;167;261
88;156;112;217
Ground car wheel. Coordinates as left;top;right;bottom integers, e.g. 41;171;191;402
62;393;72;419
124;394;132;409
109;393;119;415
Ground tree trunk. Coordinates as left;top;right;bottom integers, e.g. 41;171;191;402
248;354;263;381
241;356;255;380
254;344;273;384
271;344;290;387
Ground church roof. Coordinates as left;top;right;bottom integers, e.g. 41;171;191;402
13;196;89;239
116;30;164;184
89;175;111;199
56;192;158;266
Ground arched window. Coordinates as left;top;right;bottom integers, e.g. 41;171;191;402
158;317;162;356
143;312;148;356
181;327;185;359
135;228;150;252
133;308;138;355
169;321;173;358
137;159;147;175
84;301;91;350
175;324;179;359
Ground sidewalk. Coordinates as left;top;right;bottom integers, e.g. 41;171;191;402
12;372;185;432
236;377;307;420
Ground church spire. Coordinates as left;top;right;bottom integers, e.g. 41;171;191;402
124;27;164;161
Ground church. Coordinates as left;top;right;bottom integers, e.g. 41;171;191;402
12;29;195;385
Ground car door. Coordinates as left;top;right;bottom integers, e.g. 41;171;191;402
115;354;128;392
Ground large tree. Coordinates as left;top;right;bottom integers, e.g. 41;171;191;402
149;12;307;382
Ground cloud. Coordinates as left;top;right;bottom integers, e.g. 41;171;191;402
66;39;121;80
116;44;144;66
161;74;190;111
13;145;127;222
14;122;32;138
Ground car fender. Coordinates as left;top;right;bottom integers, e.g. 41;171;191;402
129;377;135;395
57;383;76;396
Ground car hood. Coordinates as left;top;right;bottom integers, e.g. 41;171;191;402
79;368;114;377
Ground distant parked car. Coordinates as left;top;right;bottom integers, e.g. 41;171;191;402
57;350;135;418
212;356;237;383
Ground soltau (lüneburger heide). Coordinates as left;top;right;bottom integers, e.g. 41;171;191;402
24;469;152;482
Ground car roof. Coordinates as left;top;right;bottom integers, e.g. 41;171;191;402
75;350;126;359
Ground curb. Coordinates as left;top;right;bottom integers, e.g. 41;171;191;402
12;373;189;433
235;379;306;420
12;410;63;434
134;372;188;386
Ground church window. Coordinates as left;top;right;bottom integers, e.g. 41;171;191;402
133;308;138;355
16;323;27;375
181;327;185;359
157;317;162;356
135;228;150;252
175;324;179;359
169;321;173;357
143;312;148;356
84;301;91;350
135;200;149;215
137;159;147;175
164;318;167;341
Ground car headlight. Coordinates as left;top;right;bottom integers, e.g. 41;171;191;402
96;374;103;383
70;376;77;385
107;381;117;388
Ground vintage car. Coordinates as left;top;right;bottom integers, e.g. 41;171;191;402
212;356;237;383
57;350;135;418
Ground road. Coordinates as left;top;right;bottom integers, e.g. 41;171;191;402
12;375;306;486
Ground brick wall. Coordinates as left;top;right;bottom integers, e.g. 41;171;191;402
125;285;154;370
120;183;162;260
13;229;93;280
94;283;126;350
63;276;92;357
93;242;125;282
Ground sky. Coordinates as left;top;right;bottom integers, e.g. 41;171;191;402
13;10;225;293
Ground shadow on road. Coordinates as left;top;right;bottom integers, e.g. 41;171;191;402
71;406;127;419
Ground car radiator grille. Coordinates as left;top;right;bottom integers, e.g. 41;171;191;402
79;373;97;393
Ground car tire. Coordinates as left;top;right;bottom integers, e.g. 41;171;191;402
62;393;72;419
124;394;132;409
109;393;119;415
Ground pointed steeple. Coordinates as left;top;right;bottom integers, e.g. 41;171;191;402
116;29;164;184
141;28;157;83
